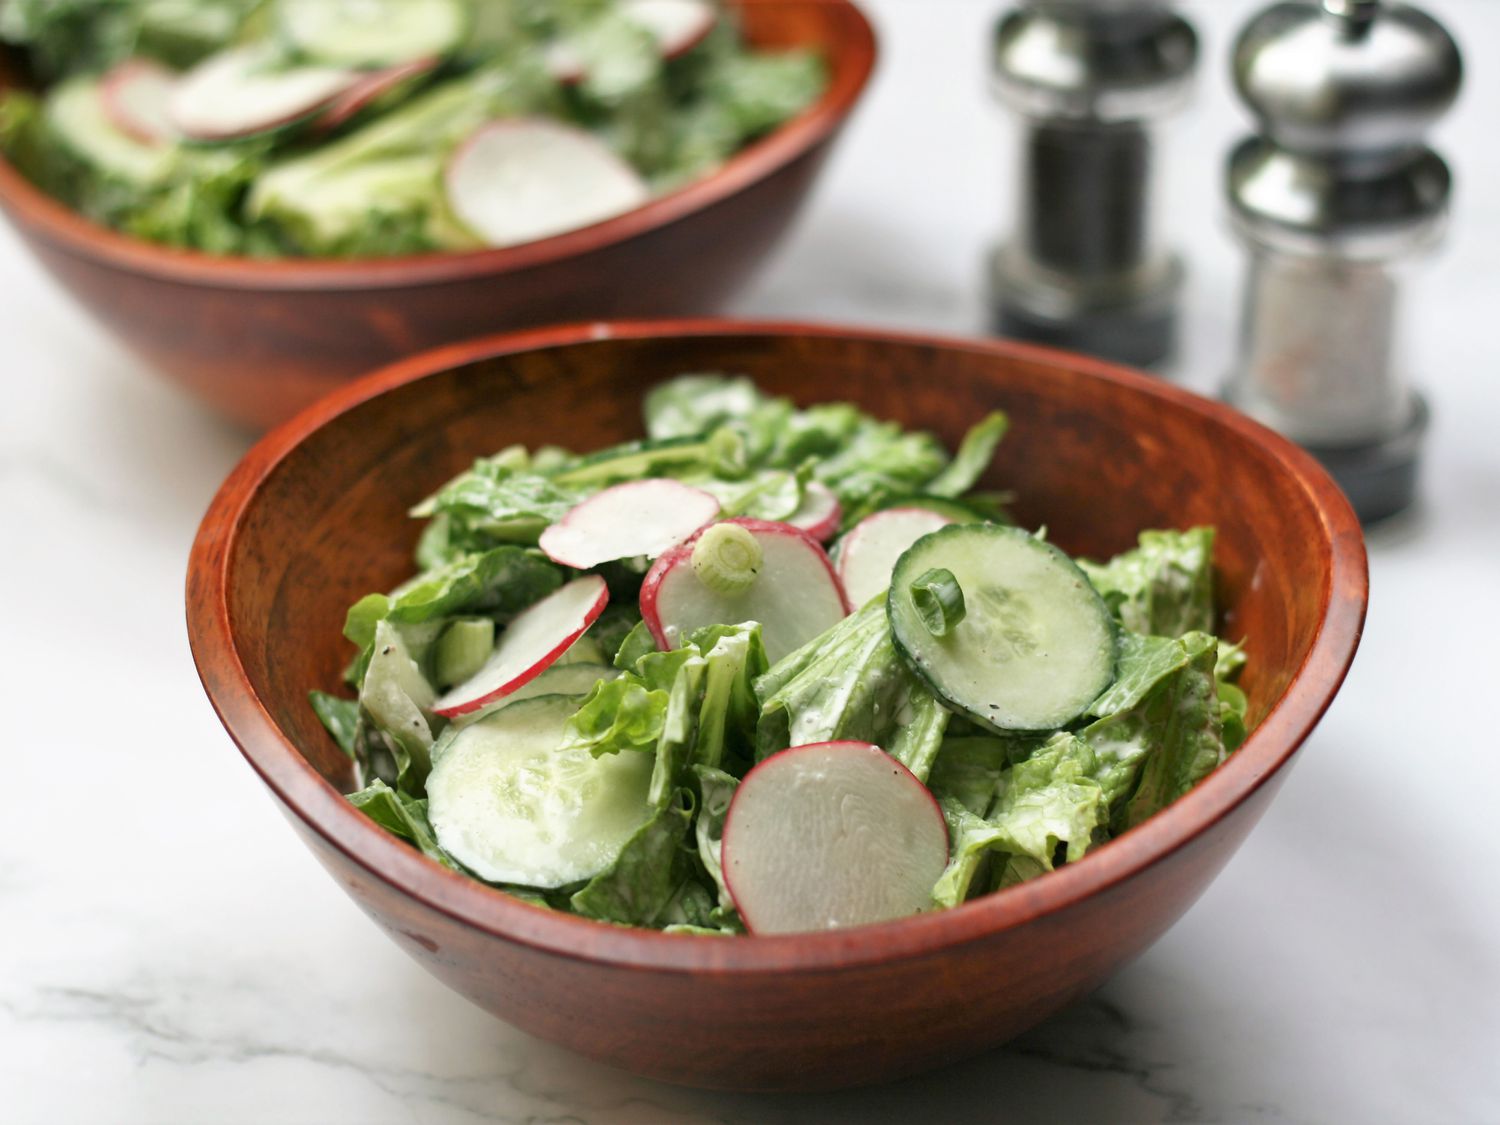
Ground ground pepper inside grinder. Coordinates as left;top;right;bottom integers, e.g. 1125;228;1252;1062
988;0;1198;367
1223;0;1462;523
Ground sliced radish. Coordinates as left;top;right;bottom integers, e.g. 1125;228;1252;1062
722;741;949;934
169;45;359;141
444;118;651;248
546;0;717;84
538;479;720;570
433;576;608;718
836;508;957;609
624;0;717;59
785;482;842;542
640;518;850;664
314;57;437;134
101;60;178;145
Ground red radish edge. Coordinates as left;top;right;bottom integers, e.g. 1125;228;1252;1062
639;518;851;651
537;478;720;570
168;49;361;142
627;0;718;61
546;0;716;85
444;118;650;248
835;506;956;597
433;576;608;718
315;57;436;134
100;59;177;145
786;482;842;542
722;740;950;935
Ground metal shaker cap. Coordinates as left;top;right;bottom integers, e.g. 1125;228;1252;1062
1233;0;1461;157
993;3;1197;122
1227;0;1461;257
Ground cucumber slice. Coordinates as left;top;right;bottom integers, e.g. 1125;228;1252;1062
426;695;654;888
169;44;358;141
47;77;177;186
888;525;1116;732
278;0;467;68
450;661;617;728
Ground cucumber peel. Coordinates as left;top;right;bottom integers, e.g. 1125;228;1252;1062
888;524;1117;732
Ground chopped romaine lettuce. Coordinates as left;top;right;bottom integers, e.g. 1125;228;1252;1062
347;779;457;870
312;373;1251;934
1080;526;1217;639
0;1;826;257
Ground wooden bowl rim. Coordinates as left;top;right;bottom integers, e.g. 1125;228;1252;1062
187;319;1368;974
0;0;875;292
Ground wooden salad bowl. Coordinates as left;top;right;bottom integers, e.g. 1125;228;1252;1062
187;321;1368;1091
0;2;874;429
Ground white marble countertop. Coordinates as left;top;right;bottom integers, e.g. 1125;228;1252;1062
4;2;1498;1121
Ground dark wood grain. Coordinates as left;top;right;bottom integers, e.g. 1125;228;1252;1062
0;2;875;429
186;321;1368;1091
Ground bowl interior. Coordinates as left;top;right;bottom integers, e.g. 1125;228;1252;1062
222;326;1353;802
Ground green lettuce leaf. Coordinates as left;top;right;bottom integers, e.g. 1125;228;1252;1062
700;49;826;137
564;622;766;810
927;734;1041;817
755;599;903;755
1079;631;1226;829
414;463;583;546
358;620;438;792
924;412;1009;498
386;547;563;624
0;0;256;79
691;765;738;918
119;146;270;255
990;733;1109;869
347;779;457;870
753;597;951;779
569;792;694;927
647;653;706;808
689;465;807;522
887;688;952;785
1080;527;1216;638
588;604;645;665
638;374;976;529
1087;631;1201;718
612;618;659;672
932;734;1110;904
308;691;360;758
561;678;669;757
1218;680;1249;753
932;799;1008;909
644;374;770;440
811;421;950;527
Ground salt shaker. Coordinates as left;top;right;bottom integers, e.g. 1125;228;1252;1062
988;0;1198;366
1223;0;1462;522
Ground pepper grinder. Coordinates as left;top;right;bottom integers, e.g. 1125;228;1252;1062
988;0;1198;367
1223;0;1462;522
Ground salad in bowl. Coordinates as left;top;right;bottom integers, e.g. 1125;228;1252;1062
311;374;1250;935
0;0;825;256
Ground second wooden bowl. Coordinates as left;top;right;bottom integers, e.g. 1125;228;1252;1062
0;2;874;429
187;320;1367;1091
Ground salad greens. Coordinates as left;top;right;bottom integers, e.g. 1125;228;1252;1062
0;0;825;257
313;374;1251;934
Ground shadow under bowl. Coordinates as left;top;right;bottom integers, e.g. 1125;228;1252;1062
187;320;1367;1092
0;2;875;429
